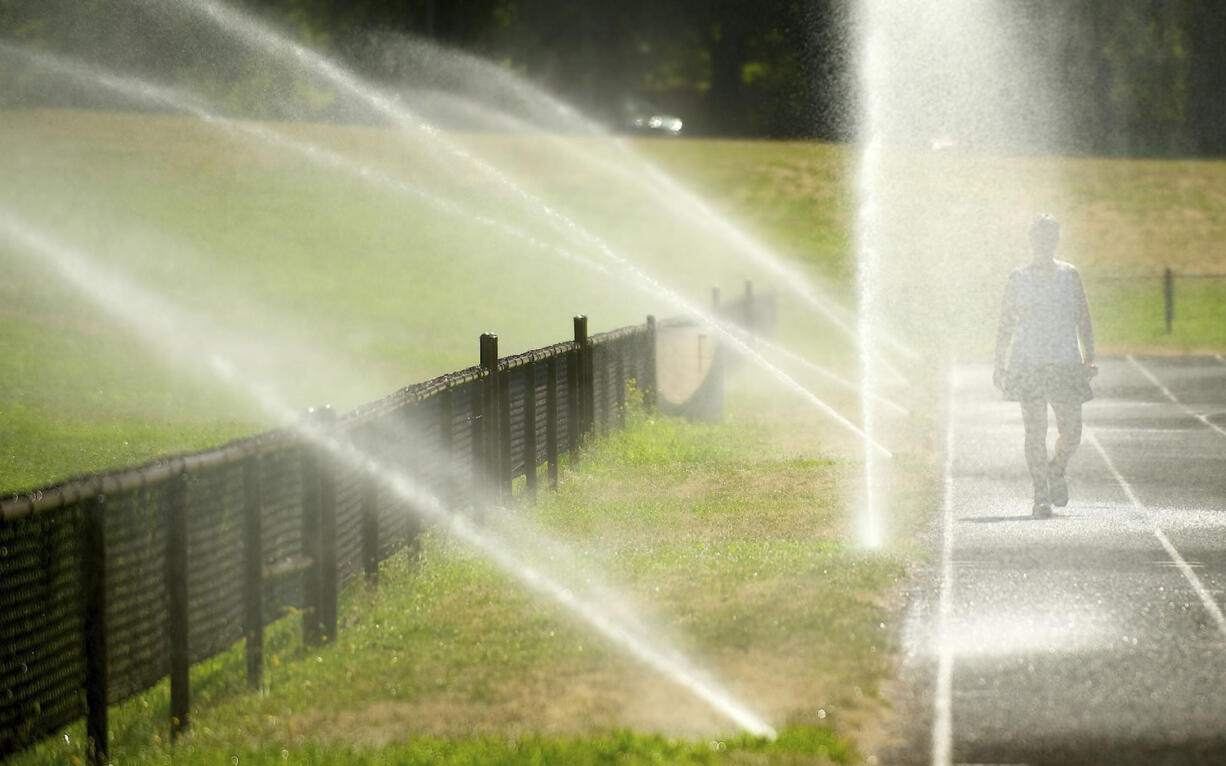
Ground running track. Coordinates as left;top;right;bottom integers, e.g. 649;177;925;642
887;355;1226;765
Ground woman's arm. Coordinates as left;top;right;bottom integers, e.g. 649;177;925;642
1073;270;1095;366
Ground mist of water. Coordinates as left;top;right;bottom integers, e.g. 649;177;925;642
0;206;777;739
185;0;897;452
346;30;922;382
0;5;916;738
2;33;894;458
854;0;1075;546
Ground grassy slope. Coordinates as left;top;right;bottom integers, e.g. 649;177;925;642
3;112;1225;488
0;113;860;491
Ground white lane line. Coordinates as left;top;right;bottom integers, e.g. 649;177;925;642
1087;430;1226;639
1093;427;1206;435
1127;355;1226;438
1215;354;1225;366
932;370;957;766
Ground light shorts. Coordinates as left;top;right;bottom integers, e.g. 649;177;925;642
1003;363;1094;404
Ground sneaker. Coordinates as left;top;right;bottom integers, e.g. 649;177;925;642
1032;502;1052;519
1050;475;1068;507
1049;463;1068;507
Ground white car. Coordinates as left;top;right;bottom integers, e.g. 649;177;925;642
623;98;683;136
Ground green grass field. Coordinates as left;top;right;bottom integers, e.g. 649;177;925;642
3;109;1225;489
2;108;1224;764
0;110;859;491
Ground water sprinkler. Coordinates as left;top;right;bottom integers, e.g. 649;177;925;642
0;208;780;741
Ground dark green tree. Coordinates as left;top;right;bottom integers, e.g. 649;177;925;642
1181;0;1226;154
4;0;1225;150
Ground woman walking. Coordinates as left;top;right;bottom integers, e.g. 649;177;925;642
993;214;1097;518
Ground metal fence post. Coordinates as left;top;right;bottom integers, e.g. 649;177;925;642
81;493;108;766
574;316;593;445
1164;267;1174;333
167;472;190;740
480;333;501;509
242;454;264;690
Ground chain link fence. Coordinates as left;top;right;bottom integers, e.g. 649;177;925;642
1083;269;1226;339
0;291;774;764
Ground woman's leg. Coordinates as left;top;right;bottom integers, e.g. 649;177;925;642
1050;402;1084;476
1020;399;1050;504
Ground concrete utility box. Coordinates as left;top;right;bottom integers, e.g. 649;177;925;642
655;318;724;421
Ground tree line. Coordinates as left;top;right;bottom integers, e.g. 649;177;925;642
247;0;1226;155
1026;0;1226;156
2;0;1224;155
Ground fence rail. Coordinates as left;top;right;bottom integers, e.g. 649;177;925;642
0;312;669;764
1;277;780;765
1084;268;1226;334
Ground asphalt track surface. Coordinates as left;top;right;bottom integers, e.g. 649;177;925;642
887;356;1226;766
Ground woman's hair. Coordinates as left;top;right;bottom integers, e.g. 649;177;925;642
1029;213;1060;253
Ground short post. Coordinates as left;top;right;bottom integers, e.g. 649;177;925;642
242;454;264;689
712;285;721;313
1164;267;1174;334
546;355;560;489
643;316;657;412
480;333;502;508
523;365;538;500
167;472;190;740
81;493;108;766
574;316;594;443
